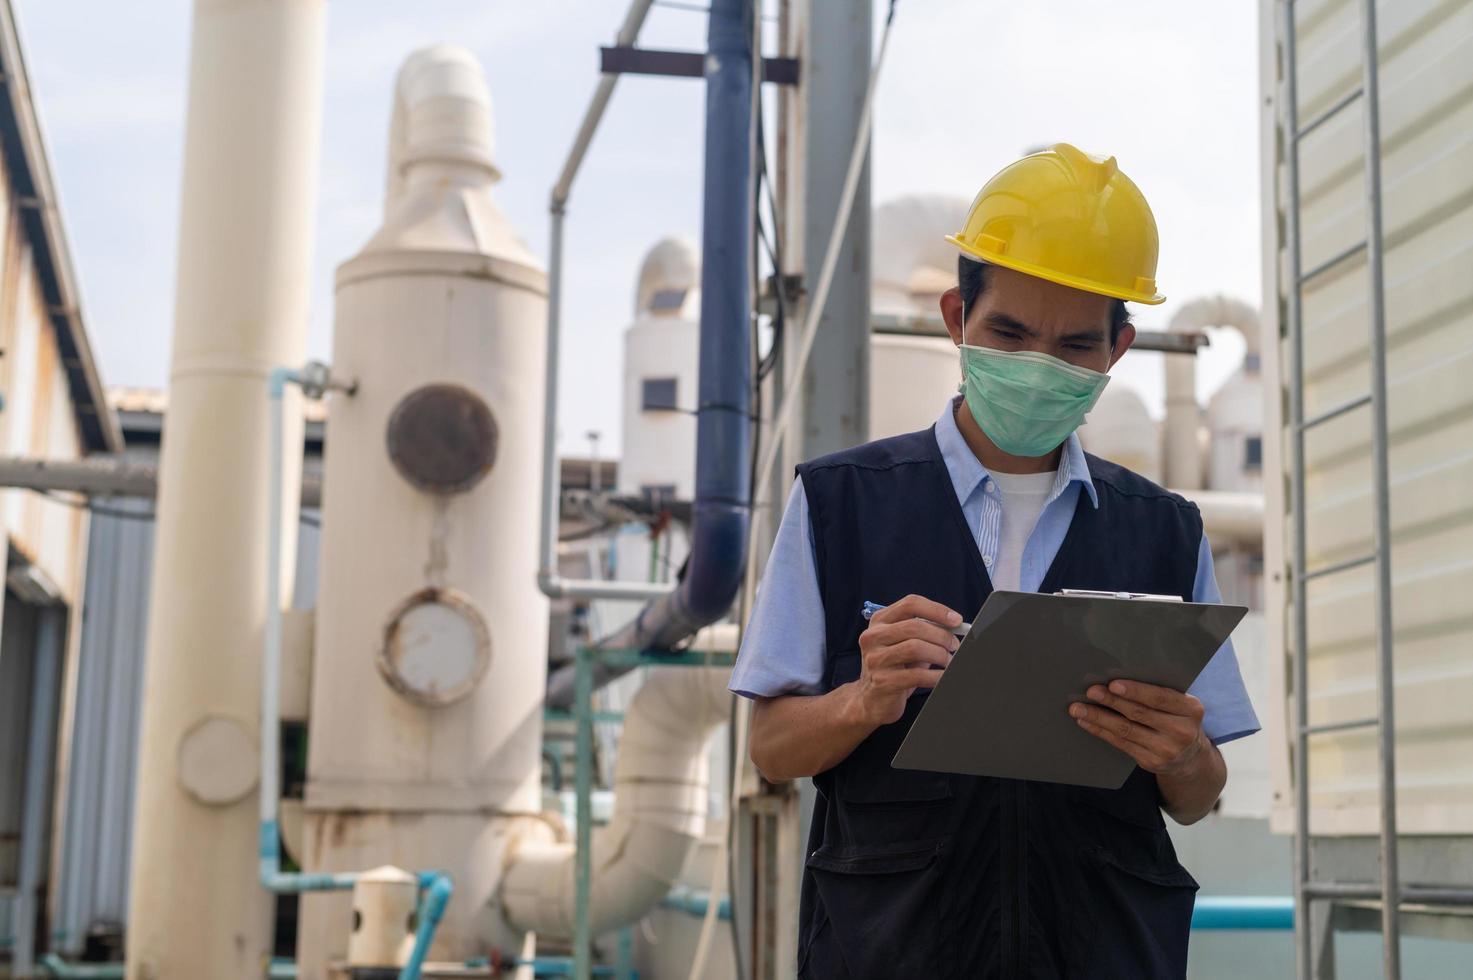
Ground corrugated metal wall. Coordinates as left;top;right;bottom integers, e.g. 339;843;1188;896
1265;0;1473;834
50;501;321;954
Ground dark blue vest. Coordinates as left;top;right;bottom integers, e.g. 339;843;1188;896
794;424;1203;980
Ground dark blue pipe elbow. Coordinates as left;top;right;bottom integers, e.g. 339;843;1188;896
546;0;753;706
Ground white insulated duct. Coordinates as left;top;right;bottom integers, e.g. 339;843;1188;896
1163;296;1260;490
125;1;325;975
500;668;732;938
1171;489;1264;546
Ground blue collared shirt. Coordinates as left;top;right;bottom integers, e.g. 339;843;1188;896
729;397;1260;745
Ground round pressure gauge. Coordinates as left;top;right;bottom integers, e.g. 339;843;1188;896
378;588;491;707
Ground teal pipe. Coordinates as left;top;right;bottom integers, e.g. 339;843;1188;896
1191;895;1294;930
38;955;125;978
399;872;454;980
661;884;732;921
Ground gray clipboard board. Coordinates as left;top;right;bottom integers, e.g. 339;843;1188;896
890;590;1247;790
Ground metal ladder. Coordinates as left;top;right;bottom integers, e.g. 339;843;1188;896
1279;0;1401;976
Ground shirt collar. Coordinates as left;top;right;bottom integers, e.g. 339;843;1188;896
934;396;1099;509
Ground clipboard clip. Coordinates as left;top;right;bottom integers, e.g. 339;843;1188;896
1054;588;1183;602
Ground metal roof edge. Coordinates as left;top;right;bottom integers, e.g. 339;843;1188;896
0;1;124;454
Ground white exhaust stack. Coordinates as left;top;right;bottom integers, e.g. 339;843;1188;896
125;1;325;975
1163;296;1260;490
295;46;554;976
500;667;732;938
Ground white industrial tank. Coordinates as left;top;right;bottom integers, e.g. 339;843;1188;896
872;194;970;320
1077;384;1162;484
297;46;554;975
869;333;959;439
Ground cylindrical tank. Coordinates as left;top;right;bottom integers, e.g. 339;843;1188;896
869;333;959;439
296;46;554;976
1078;384;1162;484
125;1;325;975
1207;356;1264;493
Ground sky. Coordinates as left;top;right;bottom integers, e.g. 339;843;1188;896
14;0;1262;457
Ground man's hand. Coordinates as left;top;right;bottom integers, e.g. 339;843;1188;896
1069;680;1206;774
1069;679;1226;824
748;594;962;782
854;594;961;726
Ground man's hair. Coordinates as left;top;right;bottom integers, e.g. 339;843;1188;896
958;257;1131;347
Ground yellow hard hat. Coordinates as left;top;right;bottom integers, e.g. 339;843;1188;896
946;143;1165;305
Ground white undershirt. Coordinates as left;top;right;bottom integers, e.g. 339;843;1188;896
988;469;1057;592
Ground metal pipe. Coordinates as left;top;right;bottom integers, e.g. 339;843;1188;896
537;0;669;603
545;0;756;707
574;647;595;980
12;609;64;976
1358;1;1401;974
1279;4;1313;978
399;873;454;980
1190;897;1294;931
38;955;126;979
0;455;324;508
260;366;361;894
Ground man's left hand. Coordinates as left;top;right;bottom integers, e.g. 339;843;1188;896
1069;679;1208;776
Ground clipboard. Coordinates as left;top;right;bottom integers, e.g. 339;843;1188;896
890;590;1247;790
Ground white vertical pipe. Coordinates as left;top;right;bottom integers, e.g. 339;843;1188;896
126;1;325;976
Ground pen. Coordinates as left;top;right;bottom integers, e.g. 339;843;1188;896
861;600;972;637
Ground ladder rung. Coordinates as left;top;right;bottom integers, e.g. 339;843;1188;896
1294;87;1364;142
1299;240;1367;284
1299;393;1372;431
1301;552;1376;582
1303;882;1473;905
1302;717;1378;736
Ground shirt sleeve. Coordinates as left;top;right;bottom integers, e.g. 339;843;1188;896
728;479;829;699
1186;532;1261;744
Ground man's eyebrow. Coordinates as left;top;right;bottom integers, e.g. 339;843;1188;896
1060;328;1107;343
983;312;1038;337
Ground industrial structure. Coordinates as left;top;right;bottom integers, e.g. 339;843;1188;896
0;0;1470;978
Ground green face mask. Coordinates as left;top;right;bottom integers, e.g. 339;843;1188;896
958;344;1111;457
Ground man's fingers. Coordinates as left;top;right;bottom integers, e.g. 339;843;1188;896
898;667;944;689
1085;685;1179;733
1069;702;1172;756
871;593;962;628
867;617;960;652
1101;679;1203;720
1072;713;1159;769
871;638;952;670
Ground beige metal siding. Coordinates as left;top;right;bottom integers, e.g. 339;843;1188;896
1264;0;1473;834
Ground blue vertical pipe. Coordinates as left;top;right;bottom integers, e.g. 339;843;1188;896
544;0;753;711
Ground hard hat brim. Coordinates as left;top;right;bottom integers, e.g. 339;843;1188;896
946;235;1167;306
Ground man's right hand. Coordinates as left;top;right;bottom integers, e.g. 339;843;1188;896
854;594;962;725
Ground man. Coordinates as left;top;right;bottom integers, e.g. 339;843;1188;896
729;144;1259;979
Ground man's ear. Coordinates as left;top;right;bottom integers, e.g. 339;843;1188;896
1108;322;1137;369
940;287;965;347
